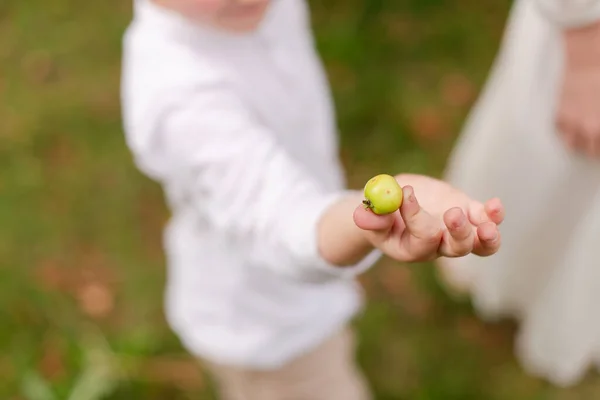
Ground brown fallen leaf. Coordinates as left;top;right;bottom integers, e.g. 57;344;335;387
44;135;76;170
34;258;69;292
21;51;57;85
441;73;476;108
455;315;514;350
0;357;14;382
76;282;115;319
382;14;414;42
38;336;67;382
409;106;450;143
140;356;205;390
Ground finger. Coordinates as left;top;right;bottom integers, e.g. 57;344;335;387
573;132;589;155
593;134;600;158
397;186;443;260
484;198;504;225
353;203;395;233
557;114;579;153
581;119;600;158
467;201;489;226
556;111;571;138
565;128;587;155
563;131;578;152
469;198;504;226
472;221;501;257
439;207;474;257
585;135;597;158
399;186;443;241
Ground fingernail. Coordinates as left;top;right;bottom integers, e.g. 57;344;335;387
452;213;465;229
407;188;416;203
403;186;415;203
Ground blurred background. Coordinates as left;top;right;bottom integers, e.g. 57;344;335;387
3;0;600;399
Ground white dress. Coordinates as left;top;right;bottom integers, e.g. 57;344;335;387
439;0;600;387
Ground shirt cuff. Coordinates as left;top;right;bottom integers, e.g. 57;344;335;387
535;0;600;28
288;190;383;283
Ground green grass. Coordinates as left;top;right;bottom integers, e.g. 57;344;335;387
3;0;600;398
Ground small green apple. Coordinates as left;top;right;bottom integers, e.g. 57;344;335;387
362;174;403;215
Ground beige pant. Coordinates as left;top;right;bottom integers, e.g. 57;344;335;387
202;327;372;400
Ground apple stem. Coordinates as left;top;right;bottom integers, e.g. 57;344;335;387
362;199;372;209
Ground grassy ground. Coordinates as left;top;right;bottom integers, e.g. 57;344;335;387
3;0;600;398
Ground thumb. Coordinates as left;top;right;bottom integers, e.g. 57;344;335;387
399;185;442;239
353;202;396;234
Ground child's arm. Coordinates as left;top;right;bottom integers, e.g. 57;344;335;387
129;82;502;282
129;82;381;282
318;174;503;267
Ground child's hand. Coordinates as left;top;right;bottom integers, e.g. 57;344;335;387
353;174;504;262
557;21;600;158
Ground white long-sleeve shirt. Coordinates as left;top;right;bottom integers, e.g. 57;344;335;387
120;0;381;369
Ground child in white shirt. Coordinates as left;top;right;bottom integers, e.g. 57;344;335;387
120;0;505;398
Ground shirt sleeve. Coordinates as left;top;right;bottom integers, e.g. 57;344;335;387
534;0;600;27
128;81;382;283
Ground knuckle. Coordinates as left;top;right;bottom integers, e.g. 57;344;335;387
406;205;423;221
450;241;473;257
423;226;443;244
479;238;500;255
450;225;471;240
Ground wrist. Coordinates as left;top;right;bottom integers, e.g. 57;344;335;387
317;191;375;267
564;21;600;68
